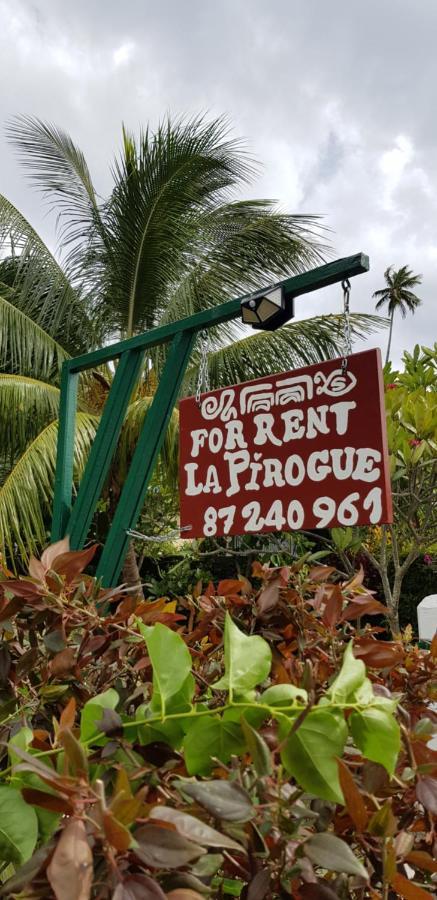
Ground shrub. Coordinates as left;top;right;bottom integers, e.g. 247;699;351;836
0;542;435;898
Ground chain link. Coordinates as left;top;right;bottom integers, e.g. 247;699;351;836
341;278;352;371
196;330;210;405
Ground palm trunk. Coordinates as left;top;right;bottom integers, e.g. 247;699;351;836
385;308;395;364
121;540;144;598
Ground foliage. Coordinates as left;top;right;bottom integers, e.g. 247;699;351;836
0;542;435;898
0;114;384;566
326;344;437;638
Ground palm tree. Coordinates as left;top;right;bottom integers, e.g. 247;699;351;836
0;114;383;572
373;266;422;364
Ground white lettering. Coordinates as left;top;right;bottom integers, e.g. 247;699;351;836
190;429;208;458
224;419;248;451
307;449;331;482
253;413;282;447
204;465;222;494
224;450;251;496
330;401;357;436
353;448;381;482
185;463;203;495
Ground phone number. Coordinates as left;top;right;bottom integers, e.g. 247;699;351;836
202;487;382;536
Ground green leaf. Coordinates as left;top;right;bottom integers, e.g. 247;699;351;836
212;612;271;698
305;832;368;879
350;705;401;776
0;786;38;865
80;688;119;743
260;683;308;707
240;716;272;776
183;716;244;775
327;641;366;704
331;526;353;550
281;709;347;804
136;620;193;717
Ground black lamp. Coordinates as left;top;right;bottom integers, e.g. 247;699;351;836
240;285;294;331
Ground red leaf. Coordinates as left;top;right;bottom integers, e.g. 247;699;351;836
3;580;42;599
21;787;73;815
134;825;205;869
340;598;387;622
257;578;281;615
49;648;76;677
406;851;437;875
298;883;341;899
59;697;77;731
353;637;405;669
322;585;343;628
217;579;245;596
337;759;369;832
245;869;270;899
416;776;437;815
41;538;70;572
309;565;336;583
390;872;434;899
51;545;98;581
47;818;93;900
112;876;167;899
103;810;132;851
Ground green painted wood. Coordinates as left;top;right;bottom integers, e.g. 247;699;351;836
52;252;370;586
67;347;146;550
68;254;369;373
51;365;79;541
96;330;196;586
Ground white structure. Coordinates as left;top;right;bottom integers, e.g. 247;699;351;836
417;594;437;643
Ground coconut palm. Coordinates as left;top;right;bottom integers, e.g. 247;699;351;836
0;114;383;570
373;266;422;364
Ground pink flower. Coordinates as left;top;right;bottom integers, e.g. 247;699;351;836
409;439;422;447
423;554;432;566
386;383;398;390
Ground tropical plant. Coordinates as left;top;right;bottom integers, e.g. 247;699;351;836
0;543;435;897
329;343;437;638
0;115;383;569
373;266;422;364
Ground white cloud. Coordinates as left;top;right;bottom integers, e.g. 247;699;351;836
112;41;136;68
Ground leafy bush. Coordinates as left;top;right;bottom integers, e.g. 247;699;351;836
0;542;436;898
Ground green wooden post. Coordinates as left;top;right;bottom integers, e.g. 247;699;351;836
96;330;196;586
51;364;79;541
51;253;370;587
67;347;146;549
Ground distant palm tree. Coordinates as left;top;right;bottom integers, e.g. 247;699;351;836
373;266;422;363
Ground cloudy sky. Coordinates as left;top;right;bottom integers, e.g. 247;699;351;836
1;0;436;366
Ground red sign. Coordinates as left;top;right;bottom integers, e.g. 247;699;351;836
179;349;392;539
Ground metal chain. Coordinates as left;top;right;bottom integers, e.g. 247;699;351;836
196;330;210;405
341;278;352;371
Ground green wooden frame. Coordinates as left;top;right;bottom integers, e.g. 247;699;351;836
52;252;369;586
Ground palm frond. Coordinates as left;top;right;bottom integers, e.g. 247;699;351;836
0;374;60;462
0;288;70;379
114;398;179;484
160;201;327;326
99;116;262;337
0;195;93;346
0;413;98;564
6;116;101;247
183;313;387;392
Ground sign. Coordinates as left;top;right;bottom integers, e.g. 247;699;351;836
179;349;392;538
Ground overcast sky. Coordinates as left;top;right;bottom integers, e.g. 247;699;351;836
1;0;436;366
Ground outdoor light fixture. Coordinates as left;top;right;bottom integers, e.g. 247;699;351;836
240;285;294;331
